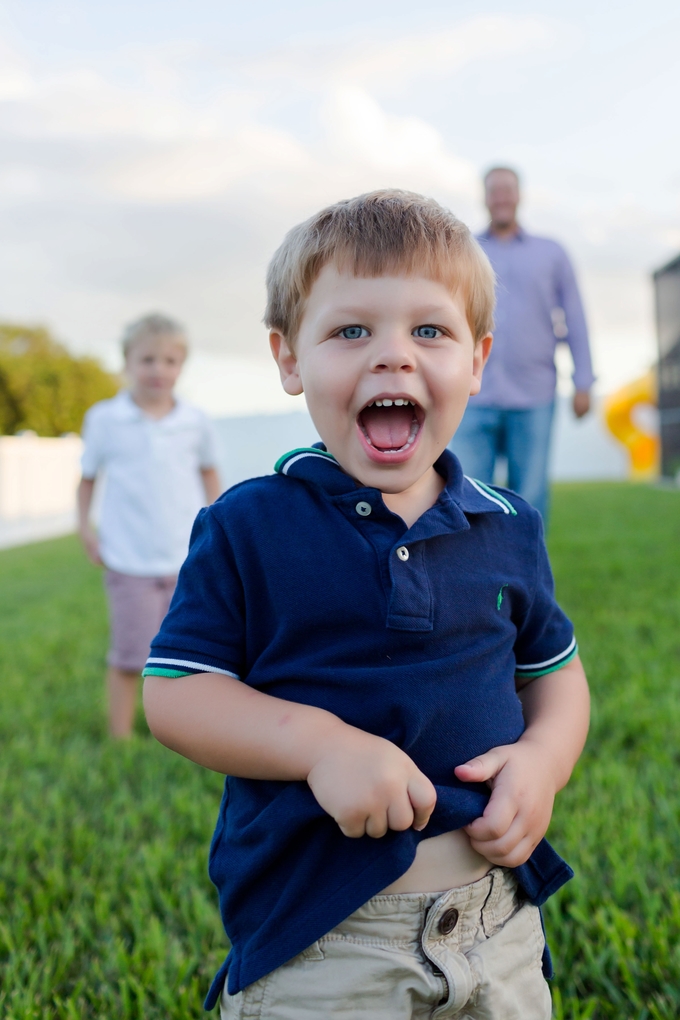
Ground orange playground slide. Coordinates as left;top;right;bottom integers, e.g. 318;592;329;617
603;370;660;479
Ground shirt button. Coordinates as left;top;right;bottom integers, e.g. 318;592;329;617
396;546;409;561
355;501;372;517
438;907;459;935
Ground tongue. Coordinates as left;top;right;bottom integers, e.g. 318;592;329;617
360;405;414;450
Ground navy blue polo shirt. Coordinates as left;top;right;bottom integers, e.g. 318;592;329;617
144;446;577;1005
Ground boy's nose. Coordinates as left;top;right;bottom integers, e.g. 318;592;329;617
370;333;417;373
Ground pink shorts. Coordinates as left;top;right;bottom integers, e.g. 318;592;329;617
104;570;177;673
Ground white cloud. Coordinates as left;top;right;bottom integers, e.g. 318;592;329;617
0;16;554;212
0;70;230;141
107;125;310;202
325;86;478;196
333;16;558;91
242;15;559;95
0;39;32;101
0;11;677;408
95;81;480;208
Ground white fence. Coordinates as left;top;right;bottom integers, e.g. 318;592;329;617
0;402;634;551
211;397;629;491
0;434;82;548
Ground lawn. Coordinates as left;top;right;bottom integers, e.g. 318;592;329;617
1;483;679;1018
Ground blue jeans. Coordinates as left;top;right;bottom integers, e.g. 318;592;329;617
450;402;555;523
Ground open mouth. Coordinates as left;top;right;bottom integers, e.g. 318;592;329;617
357;397;423;455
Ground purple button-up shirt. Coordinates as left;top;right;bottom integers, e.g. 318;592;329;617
472;227;595;409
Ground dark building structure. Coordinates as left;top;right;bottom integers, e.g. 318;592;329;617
653;254;680;480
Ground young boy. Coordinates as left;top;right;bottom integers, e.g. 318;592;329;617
78;313;221;739
143;192;590;1019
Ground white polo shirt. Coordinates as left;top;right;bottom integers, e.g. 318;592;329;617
81;390;219;576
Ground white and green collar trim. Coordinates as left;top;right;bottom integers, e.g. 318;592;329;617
464;477;518;516
274;447;338;475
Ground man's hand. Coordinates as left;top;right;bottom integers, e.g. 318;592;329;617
79;526;102;566
307;728;437;838
453;739;557;868
573;390;591;418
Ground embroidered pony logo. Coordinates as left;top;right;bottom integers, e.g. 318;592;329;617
497;584;509;611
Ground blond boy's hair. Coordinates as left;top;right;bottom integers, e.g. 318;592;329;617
264;189;495;346
122;313;188;358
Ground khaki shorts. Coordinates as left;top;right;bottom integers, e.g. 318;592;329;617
220;867;550;1020
104;570;176;673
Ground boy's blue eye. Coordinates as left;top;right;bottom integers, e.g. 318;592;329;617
338;326;369;340
413;325;442;339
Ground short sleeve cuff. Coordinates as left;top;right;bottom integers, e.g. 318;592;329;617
515;636;577;681
80;451;101;478
143;655;240;679
199;419;221;469
142;667;194;678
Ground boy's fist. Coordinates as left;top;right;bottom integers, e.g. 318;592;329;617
306;727;436;838
454;740;557;868
80;526;103;566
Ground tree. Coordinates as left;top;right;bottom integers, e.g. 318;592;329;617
0;323;119;436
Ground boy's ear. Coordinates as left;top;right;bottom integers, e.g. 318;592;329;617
269;330;303;396
469;333;493;397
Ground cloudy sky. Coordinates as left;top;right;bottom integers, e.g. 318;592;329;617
0;0;678;414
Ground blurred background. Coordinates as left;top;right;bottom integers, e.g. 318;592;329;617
3;0;680;540
0;4;677;403
1;1;680;525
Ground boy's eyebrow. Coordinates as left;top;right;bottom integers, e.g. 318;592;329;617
321;302;462;321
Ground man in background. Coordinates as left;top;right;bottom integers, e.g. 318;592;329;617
451;167;595;522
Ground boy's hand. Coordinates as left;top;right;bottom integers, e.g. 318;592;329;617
453;738;557;868
80;526;103;566
454;658;590;867
307;727;436;838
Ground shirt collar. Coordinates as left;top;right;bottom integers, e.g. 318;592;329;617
114;390;144;420
113;389;185;423
274;443;516;518
478;224;526;242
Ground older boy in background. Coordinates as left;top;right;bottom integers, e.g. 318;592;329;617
78;313;220;738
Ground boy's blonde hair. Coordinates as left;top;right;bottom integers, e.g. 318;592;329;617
265;189;495;347
122;313;188;358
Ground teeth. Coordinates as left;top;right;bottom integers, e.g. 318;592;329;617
364;398;417;410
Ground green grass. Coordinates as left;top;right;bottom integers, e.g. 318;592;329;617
0;537;226;1018
546;485;680;1019
1;483;679;1018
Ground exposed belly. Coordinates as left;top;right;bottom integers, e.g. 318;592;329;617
380;829;491;894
